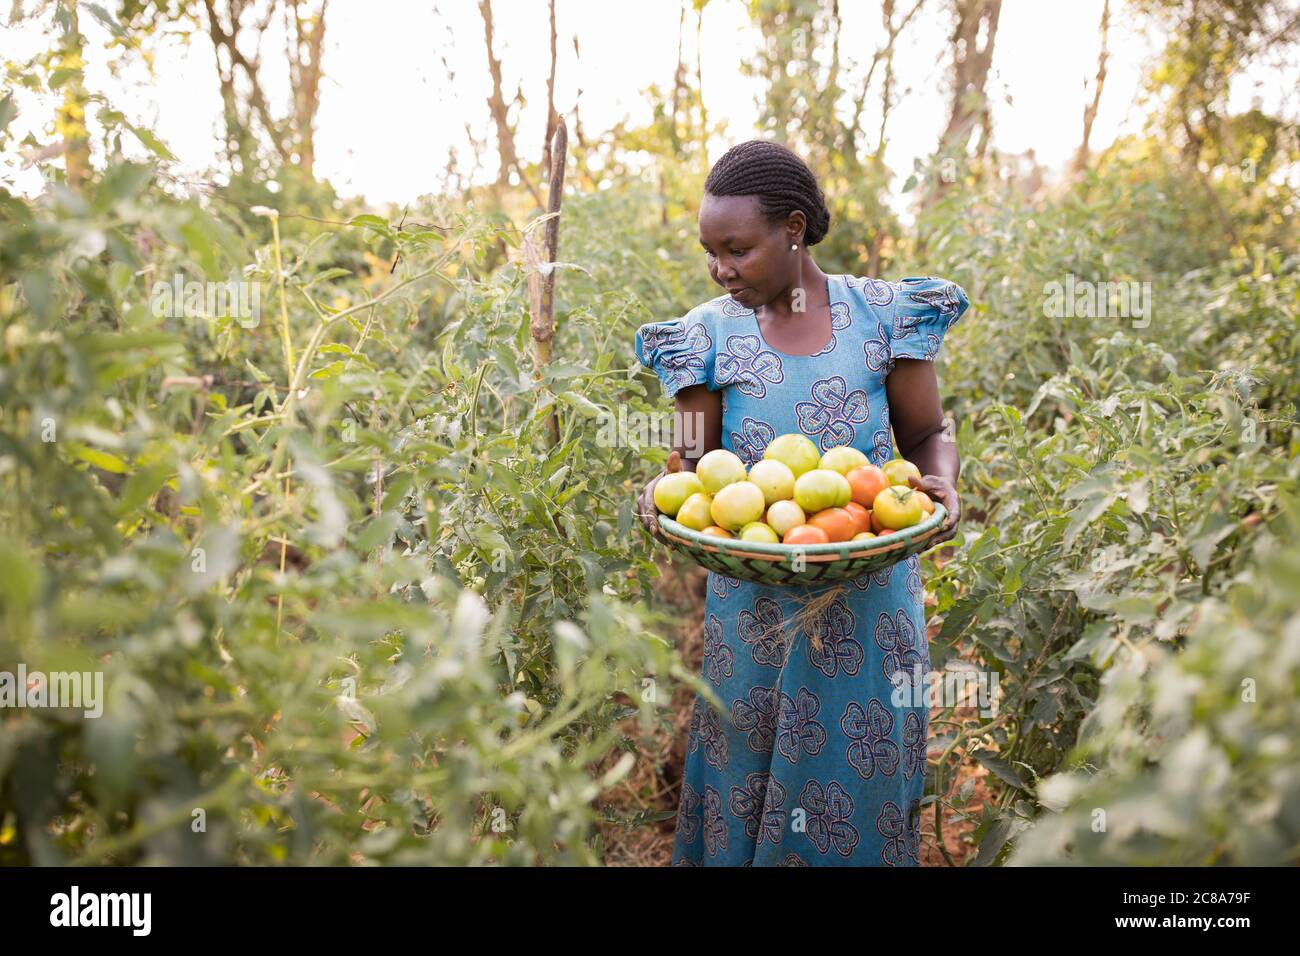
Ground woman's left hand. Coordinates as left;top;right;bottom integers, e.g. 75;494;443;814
909;474;960;546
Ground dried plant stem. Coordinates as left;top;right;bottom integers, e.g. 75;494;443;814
747;583;848;697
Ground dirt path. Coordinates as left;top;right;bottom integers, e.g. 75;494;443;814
597;558;990;867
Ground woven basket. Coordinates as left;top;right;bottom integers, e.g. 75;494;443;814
657;504;947;586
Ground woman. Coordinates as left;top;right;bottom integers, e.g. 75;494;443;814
634;141;968;867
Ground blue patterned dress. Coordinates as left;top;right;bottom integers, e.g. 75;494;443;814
634;274;970;867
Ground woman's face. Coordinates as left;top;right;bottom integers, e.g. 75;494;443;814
698;192;798;309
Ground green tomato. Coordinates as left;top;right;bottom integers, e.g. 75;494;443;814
676;492;714;531
819;445;870;474
710;481;766;531
653;471;705;517
696;448;748;494
739;521;780;544
794;469;852;513
763;433;821;477
872;485;924;529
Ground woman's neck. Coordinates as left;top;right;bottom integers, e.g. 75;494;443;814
760;259;829;322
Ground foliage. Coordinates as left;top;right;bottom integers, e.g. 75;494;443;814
904;160;1300;864
0;158;696;865
2;0;1298;869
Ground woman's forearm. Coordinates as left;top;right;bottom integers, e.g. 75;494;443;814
901;429;959;485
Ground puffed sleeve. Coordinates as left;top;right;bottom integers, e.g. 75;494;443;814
890;276;970;362
633;309;717;398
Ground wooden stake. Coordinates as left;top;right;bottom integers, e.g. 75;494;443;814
530;119;567;449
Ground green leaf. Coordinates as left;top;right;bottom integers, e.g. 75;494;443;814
48;67;79;90
307;268;354;286
71;445;128;474
542;363;593;382
555;480;587;506
971;750;1031;789
559;391;604;417
85;2;126;37
355;511;400;552
973;814;1023;867
117;462;172;516
348;214;391;235
244;358;272;383
0;94;17;133
126;123;176;161
309;360;346;380
1063;493;1115;551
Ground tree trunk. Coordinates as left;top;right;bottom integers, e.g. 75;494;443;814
925;0;1001;205
541;0;558;181
695;6;707;150
202;0;295;171
480;0;518;190
1071;0;1109;177
286;0;329;175
58;0;91;190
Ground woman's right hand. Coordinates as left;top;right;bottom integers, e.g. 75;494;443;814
637;449;685;544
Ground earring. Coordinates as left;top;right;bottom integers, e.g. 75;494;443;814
791;243;798;251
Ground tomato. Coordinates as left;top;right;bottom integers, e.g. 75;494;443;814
794;468;852;512
709;480;766;530
819;445;870;474
843;501;872;536
676;492;714;531
872;485;924;529
869;509;886;534
696;448;747;494
653;471;706;517
783;525;830;545
739;521;779;543
763;433;821;477
700;525;733;538
883;458;922;487
747;459;796;505
846;465;890;509
808;507;857;542
914;490;936;515
765;499;806;536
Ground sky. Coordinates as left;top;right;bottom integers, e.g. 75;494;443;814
0;0;1292;210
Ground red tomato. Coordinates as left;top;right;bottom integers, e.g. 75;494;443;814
846;465;890;509
843;501;872;536
783;525;830;545
808;507;857;542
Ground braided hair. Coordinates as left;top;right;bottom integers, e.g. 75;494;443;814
703;141;832;246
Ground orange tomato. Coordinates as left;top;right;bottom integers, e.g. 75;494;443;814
869;509;887;534
846;465;890;509
843;501;872;536
701;525;733;538
808;507;857;542
915;490;936;515
783;524;830;545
